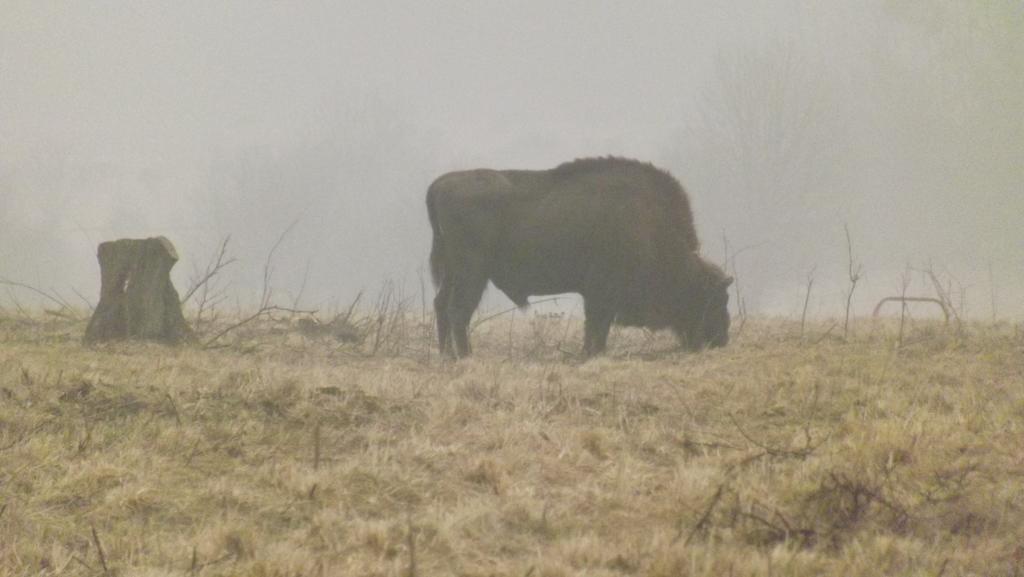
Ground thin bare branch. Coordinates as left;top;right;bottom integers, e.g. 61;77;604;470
0;277;76;315
471;297;562;330
199;221;311;348
182;236;236;305
91;525;110;576
202;305;314;349
71;287;95;312
800;265;816;340
681;482;727;546
260;219;301;308
291;257;312;311
842;223;862;340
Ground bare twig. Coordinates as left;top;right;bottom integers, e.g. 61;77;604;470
738;509;787;541
813;321;839;345
0;421;49;452
418;267;428;325
72;556;94;572
727;412;825;459
184;236;236;329
825;471;909;528
71;287;95;313
800;265;816;340
721;233;749;331
0;278;78;318
165;393;182;427
737;500;816;546
368;279;413;356
898;265;911;348
842;223;862;341
54;554;75;575
48;287;78;314
337;291;363;326
91;525;110;576
291;257;312;311
471;297;562;330
181;236;236;305
987;260;997;323
6;289;29;319
681;482;727;546
200;223;314;348
44;308;78;320
259;220;300;309
188;551;232;573
313;422;321;471
418;268;432;361
924;265;964;332
202;305;313;349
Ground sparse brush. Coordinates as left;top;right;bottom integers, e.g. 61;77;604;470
1;316;1022;576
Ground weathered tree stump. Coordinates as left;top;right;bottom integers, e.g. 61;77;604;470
83;237;192;345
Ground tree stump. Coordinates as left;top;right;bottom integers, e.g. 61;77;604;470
83;236;192;344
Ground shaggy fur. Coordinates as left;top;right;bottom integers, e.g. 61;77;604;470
427;157;731;358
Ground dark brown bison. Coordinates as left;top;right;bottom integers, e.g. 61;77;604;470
427;157;732;358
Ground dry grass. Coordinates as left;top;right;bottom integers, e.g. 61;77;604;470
1;311;1023;576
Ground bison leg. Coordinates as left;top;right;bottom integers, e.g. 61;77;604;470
583;300;614;357
434;280;454;357
449;272;488;358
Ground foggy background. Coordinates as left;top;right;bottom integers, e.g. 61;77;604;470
2;1;1022;320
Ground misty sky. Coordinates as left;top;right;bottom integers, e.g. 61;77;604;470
2;1;1022;319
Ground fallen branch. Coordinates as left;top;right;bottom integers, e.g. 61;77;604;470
203;305;314;349
728;412;825;460
0;278;78;318
738;500;816;546
872;296;949;323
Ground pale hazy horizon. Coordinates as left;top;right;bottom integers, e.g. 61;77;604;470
2;1;1022;320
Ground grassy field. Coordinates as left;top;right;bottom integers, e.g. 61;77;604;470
1;311;1022;576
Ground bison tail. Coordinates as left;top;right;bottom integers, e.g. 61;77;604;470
426;187;445;288
429;238;444;288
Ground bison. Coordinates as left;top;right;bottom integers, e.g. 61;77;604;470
427;157;732;358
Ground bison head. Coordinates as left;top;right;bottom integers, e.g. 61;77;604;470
674;259;733;350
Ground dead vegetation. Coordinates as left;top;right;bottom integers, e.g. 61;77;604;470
1;311;1023;576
